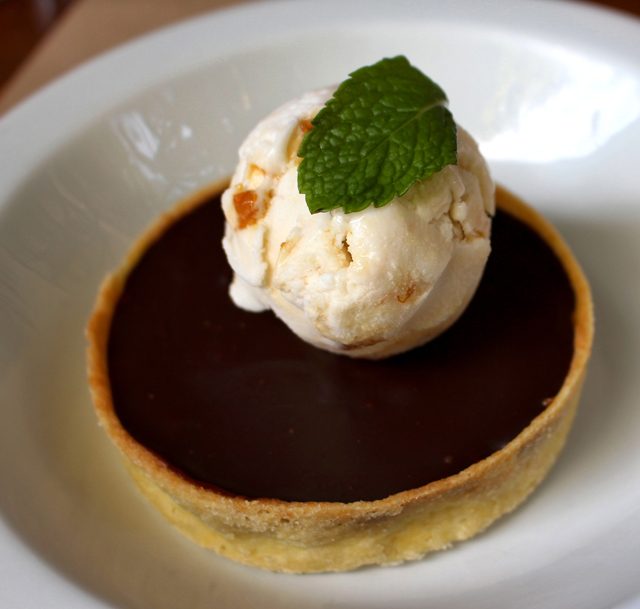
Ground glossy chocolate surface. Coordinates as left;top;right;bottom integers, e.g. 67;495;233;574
108;193;575;503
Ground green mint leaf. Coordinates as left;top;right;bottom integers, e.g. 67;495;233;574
298;56;457;214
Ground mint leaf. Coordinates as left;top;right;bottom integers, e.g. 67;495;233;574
298;56;457;214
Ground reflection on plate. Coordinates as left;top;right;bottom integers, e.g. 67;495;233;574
0;1;639;608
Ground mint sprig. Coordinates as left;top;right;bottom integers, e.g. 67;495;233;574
298;56;457;214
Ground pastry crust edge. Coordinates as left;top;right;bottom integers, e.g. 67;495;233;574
86;184;594;573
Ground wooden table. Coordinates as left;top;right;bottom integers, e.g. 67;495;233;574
1;0;640;116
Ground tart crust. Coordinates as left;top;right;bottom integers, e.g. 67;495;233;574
87;185;594;573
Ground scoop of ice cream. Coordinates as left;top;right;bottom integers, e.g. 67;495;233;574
221;88;495;359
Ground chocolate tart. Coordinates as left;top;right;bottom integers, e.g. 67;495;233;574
87;184;593;573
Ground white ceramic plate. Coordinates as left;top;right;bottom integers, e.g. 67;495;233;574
1;0;639;607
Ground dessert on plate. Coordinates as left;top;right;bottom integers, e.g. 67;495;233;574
87;57;593;573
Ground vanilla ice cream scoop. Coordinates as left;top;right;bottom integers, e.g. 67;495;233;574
221;88;495;359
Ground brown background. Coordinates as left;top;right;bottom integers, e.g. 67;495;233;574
1;0;640;115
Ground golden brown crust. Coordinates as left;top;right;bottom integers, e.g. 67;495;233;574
86;184;594;573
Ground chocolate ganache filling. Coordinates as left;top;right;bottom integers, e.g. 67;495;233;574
107;190;575;504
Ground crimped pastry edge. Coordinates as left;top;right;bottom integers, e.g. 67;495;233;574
86;184;594;573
